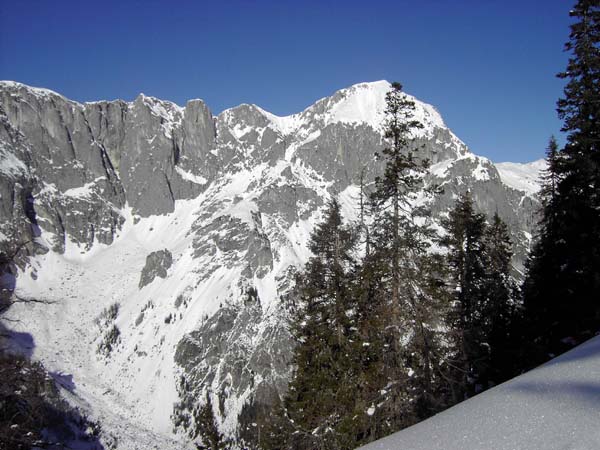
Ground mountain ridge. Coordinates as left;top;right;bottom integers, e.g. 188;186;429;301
0;79;544;448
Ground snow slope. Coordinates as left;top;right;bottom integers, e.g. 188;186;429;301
359;336;600;450
496;159;547;195
0;79;548;448
8;206;196;448
6;161;319;448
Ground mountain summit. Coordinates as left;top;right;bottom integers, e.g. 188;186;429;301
0;80;542;448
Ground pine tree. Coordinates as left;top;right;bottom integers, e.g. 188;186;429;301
483;213;517;385
440;192;489;399
265;198;360;450
369;82;450;422
522;0;600;365
195;394;228;450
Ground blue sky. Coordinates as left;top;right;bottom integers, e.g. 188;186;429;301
1;0;571;162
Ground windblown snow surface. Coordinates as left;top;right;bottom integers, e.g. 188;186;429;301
360;336;600;450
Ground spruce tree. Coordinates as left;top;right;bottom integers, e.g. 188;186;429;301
483;213;517;385
539;136;561;214
522;0;600;365
265;198;360;450
264;83;454;448
521;137;565;363
369;82;450;423
196;394;228;450
440;192;489;399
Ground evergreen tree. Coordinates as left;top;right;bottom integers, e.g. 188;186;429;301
440;192;489;399
369;82;450;422
522;0;600;365
539;136;561;215
483;213;518;385
196;394;228;450
521;137;566;363
265;198;360;450
370;82;427;332
264;83;454;449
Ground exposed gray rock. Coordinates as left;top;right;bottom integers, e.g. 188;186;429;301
0;83;125;253
216;104;286;168
0;80;545;446
294;123;384;189
173;299;294;442
139;249;173;289
191;213;274;279
0;102;44;266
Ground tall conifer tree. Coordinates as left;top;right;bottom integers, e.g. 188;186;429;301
523;0;600;364
265;198;360;450
442;195;516;395
440;193;488;399
483;213;517;384
369;82;450;422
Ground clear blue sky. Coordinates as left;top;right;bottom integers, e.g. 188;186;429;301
0;0;571;162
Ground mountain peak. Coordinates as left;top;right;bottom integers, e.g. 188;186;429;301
1;78;543;449
0;80;66;101
312;80;446;132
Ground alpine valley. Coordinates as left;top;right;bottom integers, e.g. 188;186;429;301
0;80;544;449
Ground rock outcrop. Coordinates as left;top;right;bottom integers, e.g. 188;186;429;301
139;249;173;289
0;80;543;447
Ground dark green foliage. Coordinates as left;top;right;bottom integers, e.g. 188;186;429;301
522;0;600;367
441;194;517;397
95;302;120;327
263;198;362;450
97;324;121;357
484;213;519;381
0;352;103;450
262;82;521;449
94;302;121;357
364;82;452;426
369;83;450;419
263;83;458;449
441;193;489;398
196;394;229;450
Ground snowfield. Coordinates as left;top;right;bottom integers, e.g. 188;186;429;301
0;79;551;448
359;335;600;450
496;159;547;195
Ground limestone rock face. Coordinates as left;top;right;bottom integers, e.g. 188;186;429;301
173;300;294;441
0;83;126;253
0;80;544;446
139;249;173;289
0;101;38;270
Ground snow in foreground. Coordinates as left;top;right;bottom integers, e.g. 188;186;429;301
359;336;600;450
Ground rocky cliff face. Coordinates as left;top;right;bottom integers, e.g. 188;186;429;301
0;80;542;448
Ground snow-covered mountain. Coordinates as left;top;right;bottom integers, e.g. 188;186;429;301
359;335;600;450
496;159;547;196
0;80;545;448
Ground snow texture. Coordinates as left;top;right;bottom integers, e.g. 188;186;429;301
496;159;547;195
359;336;600;450
0;80;67;100
0;141;28;177
326;81;445;132
0;79;548;448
